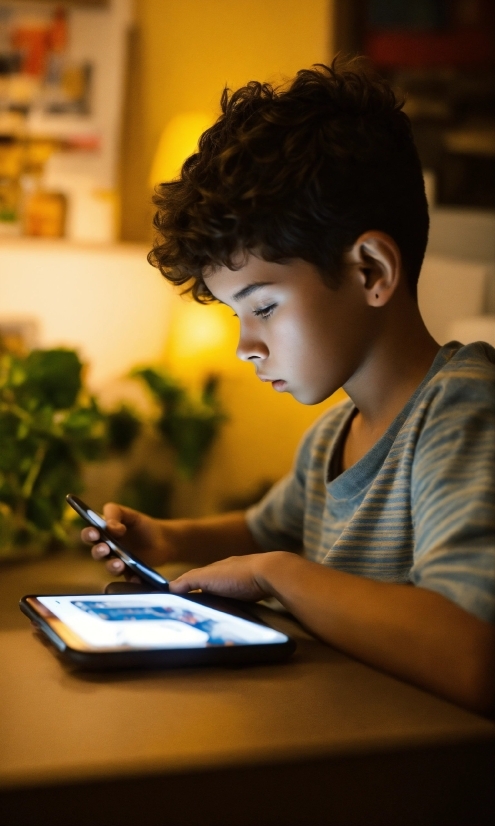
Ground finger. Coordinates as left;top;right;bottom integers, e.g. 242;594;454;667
169;569;223;595
121;568;144;584
105;518;127;537
169;559;265;602
169;570;202;594
103;503;142;531
82;527;100;544
106;557;126;575
92;542;111;560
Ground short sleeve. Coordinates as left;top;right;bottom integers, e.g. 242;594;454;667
245;423;318;551
410;361;495;623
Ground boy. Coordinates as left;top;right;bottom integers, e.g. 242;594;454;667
84;60;495;714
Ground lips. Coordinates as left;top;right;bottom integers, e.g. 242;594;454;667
257;374;287;389
257;375;280;383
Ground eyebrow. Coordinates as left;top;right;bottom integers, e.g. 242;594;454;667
232;282;274;302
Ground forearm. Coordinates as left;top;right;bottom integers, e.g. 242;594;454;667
163;511;263;566
260;553;495;714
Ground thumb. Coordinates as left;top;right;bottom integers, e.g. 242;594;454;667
102;502;142;533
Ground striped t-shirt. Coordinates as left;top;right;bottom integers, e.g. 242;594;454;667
246;342;495;624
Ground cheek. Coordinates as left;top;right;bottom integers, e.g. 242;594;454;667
275;309;333;373
298;303;337;352
271;313;314;360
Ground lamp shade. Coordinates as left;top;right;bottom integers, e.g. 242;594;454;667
149;112;213;187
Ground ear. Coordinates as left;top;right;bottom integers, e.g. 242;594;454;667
344;231;402;307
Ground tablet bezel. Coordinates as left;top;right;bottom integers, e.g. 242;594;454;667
19;592;296;670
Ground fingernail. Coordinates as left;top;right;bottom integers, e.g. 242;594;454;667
88;529;99;541
111;560;121;570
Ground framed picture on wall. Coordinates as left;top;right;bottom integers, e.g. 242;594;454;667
0;0;132;242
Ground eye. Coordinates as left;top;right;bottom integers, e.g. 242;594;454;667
253;303;276;320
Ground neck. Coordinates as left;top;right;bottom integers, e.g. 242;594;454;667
343;298;440;434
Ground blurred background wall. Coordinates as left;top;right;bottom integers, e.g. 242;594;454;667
0;0;339;524
120;0;332;243
1;0;494;531
118;0;338;516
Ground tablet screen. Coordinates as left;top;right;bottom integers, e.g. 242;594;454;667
29;593;289;652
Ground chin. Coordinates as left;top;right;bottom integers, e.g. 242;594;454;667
292;388;331;406
292;380;342;405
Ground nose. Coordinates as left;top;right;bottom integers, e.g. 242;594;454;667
236;325;269;363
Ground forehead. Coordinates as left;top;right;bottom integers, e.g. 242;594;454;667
205;256;321;303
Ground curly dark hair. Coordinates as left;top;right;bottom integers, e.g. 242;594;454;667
149;57;429;301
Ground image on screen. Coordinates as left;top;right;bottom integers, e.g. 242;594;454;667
35;593;288;651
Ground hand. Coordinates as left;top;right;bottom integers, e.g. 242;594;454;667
81;503;173;579
169;552;285;601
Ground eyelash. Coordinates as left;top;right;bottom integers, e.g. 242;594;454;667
253;304;276;320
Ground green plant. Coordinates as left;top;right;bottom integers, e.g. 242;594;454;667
0;348;140;555
132;368;227;479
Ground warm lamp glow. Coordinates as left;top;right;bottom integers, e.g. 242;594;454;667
0;243;173;390
149;112;213;187
165;299;240;381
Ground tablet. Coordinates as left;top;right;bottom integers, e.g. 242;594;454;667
20;591;296;669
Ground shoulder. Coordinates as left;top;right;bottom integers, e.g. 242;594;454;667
408;345;495;623
416;342;495;430
411;342;495;466
427;341;495;400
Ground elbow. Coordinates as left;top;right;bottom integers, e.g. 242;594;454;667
461;664;495;717
426;611;495;717
453;636;495;717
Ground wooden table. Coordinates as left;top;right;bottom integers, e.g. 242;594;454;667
0;555;494;826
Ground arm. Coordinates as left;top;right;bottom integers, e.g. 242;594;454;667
170;552;495;715
85;504;263;576
86;437;307;576
164;510;263;565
